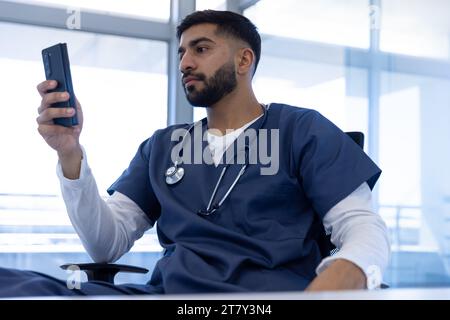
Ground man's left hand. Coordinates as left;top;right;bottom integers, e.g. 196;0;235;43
305;259;366;291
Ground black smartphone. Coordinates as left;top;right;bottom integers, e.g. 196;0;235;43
41;43;78;127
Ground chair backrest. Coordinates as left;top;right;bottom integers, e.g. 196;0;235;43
322;131;365;256
346;131;364;149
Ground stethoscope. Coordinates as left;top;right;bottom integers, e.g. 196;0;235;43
165;104;270;216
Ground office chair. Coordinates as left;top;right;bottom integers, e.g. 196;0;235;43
320;132;388;289
321;131;365;256
60;262;148;283
62;131;386;287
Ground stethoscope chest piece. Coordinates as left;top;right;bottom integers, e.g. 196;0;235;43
165;165;184;185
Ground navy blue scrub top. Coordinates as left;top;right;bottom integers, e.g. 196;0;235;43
108;103;381;294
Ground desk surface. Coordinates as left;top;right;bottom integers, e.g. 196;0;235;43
18;287;450;300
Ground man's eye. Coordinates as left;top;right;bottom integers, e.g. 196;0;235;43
196;47;208;53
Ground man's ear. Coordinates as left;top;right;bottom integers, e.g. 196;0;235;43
236;48;255;76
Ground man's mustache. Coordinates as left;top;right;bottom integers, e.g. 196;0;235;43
181;72;206;83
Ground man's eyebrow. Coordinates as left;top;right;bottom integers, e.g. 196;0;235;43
189;37;216;47
178;37;216;54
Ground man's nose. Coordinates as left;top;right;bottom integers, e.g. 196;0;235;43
179;52;196;74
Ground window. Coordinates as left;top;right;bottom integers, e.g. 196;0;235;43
0;21;166;282
196;0;226;11
379;72;450;287
245;0;370;48
380;0;450;61
0;21;167;196
13;0;171;21
253;55;368;141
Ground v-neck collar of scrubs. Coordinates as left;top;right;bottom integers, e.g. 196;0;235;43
199;107;268;169
206;114;264;167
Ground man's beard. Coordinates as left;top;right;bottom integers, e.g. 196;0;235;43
183;61;237;108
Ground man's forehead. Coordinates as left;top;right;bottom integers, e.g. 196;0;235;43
179;23;221;45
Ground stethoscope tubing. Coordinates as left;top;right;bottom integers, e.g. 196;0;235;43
166;104;270;216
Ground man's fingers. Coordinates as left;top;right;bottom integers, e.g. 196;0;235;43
36;107;75;124
37;123;77;137
37;80;57;97
41;91;70;110
38;124;63;135
38;91;71;114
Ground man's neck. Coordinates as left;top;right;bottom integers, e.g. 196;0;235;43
206;86;263;136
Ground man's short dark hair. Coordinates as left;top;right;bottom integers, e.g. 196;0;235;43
177;10;262;73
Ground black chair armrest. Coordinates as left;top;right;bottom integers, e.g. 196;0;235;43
60;263;149;284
